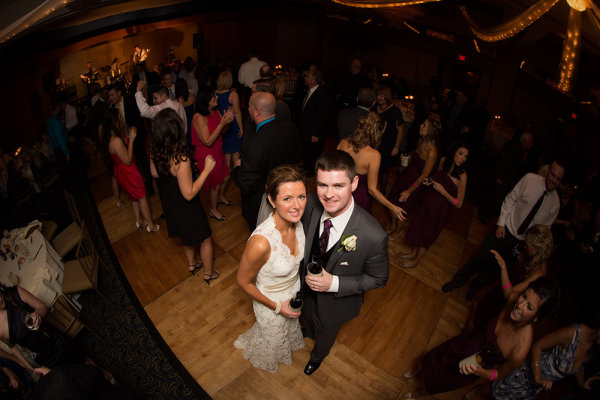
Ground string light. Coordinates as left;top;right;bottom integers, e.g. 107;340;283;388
461;0;600;93
0;0;72;45
331;0;441;8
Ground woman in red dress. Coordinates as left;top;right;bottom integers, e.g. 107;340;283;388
103;108;159;232
191;88;235;221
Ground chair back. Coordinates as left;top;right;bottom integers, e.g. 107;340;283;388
46;295;84;339
75;222;99;285
64;190;82;226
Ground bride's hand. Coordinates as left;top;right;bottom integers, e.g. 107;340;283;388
279;300;301;318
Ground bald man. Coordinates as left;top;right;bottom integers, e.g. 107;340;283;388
233;92;301;230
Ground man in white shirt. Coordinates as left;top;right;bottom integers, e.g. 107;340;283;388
135;81;187;133
238;49;266;89
443;161;565;300
300;150;390;375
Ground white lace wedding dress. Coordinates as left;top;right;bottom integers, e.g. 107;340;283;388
234;213;305;373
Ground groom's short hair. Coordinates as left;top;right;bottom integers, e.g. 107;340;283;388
315;150;357;181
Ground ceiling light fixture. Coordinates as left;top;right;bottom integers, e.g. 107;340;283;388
461;0;600;93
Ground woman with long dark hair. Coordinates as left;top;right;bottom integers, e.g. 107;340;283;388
403;277;558;400
386;114;441;239
102;108;158;232
398;140;469;268
191;87;234;221
151;109;219;282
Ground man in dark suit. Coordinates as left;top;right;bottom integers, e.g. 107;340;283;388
301;150;390;375
337;87;375;140
233;92;301;231
299;69;329;174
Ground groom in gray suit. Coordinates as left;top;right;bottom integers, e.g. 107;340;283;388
301;150;389;375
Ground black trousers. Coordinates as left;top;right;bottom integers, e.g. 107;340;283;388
452;227;520;294
301;292;341;363
302;140;322;173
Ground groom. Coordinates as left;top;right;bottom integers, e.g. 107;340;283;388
300;150;389;375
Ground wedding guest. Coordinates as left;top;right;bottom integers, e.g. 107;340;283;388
151;109;219;281
234;165;306;372
397;140;469;268
102;108;158;232
472;224;553;328
215;70;243;202
174;78;195;143
490;315;600;399
191;87;235;221
386;115;440;240
336;112;406;219
372;85;404;192
402;277;558;399
443;161;564;301
0;285;86;370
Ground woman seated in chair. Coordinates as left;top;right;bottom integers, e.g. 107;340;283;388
0;285;85;371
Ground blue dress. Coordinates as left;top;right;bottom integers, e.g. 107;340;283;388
492;324;581;400
216;91;242;154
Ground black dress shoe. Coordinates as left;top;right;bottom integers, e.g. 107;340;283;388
304;360;321;375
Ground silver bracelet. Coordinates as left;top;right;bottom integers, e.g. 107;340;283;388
274;302;281;314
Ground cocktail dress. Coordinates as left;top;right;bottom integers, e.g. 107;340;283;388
192;110;230;191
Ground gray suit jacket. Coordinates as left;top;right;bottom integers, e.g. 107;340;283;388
301;193;389;328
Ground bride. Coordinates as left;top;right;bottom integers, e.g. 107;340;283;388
234;165;306;373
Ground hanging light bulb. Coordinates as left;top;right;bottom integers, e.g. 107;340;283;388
567;0;588;11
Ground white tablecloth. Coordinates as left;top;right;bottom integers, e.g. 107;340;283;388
0;220;64;307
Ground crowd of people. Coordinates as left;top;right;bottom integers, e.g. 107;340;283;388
1;45;599;399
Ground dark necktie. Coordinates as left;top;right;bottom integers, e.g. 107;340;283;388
517;191;547;235
319;219;333;254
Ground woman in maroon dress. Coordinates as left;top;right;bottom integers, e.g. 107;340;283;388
103;108;159;232
402;277;558;399
398;140;469;268
191;87;234;221
386;114;440;239
336;112;406;220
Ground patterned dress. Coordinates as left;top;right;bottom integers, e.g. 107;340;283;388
492;324;582;400
234;214;305;373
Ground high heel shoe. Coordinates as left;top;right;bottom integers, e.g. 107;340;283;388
135;220;147;229
146;223;160;233
208;210;226;221
188;262;202;275
203;270;220;285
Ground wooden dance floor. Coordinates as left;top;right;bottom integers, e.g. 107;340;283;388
89;152;492;400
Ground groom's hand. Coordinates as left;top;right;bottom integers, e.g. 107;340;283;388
305;270;333;292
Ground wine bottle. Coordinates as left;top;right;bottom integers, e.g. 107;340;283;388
307;257;323;277
289;291;303;312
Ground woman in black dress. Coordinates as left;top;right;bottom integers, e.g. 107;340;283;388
150;108;219;284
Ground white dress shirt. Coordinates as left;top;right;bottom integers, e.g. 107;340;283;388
319;197;355;293
303;85;319;109
497;173;560;240
64;104;78;132
135;91;187;133
238;57;267;88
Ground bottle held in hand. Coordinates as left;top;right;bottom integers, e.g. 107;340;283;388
289;291;303;312
307;256;323;277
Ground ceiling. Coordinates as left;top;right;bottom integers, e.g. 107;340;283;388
1;0;599;92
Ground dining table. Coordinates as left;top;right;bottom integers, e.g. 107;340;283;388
0;220;66;307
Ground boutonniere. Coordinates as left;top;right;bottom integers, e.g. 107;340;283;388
338;234;357;252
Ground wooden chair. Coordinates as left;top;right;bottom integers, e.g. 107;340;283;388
46;295;104;342
41;220;58;240
51;191;83;258
62;222;111;306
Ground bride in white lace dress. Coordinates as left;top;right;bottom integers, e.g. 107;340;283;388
235;166;306;373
